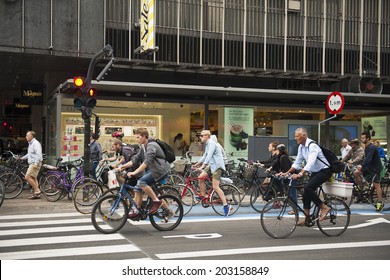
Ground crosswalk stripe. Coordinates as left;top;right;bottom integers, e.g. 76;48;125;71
0;212;84;220
0;234;124;247
0;244;140;260
0;218;92;228
0;225;111;236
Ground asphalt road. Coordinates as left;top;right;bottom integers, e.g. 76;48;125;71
1;190;389;260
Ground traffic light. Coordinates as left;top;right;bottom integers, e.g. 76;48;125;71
86;87;97;108
94;115;101;140
73;76;85;109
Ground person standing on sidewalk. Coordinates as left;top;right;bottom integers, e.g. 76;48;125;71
19;131;43;199
193;130;232;217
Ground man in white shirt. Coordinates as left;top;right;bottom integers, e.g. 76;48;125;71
340;138;352;159
282;128;332;225
20;131;43;199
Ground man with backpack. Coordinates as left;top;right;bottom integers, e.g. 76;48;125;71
125;128;171;218
281;127;333;225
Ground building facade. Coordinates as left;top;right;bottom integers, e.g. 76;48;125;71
1;0;390;160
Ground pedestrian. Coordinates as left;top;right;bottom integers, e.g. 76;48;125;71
19;131;43;199
340;138;352;159
354;132;384;211
173;133;186;157
193;130;232;217
281;127;332;225
90;132;102;179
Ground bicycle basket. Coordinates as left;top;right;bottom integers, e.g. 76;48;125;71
173;159;187;173
242;164;257;180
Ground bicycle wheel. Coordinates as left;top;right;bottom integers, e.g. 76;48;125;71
210;184;241;216
250;185;276;213
91;194;129;234
41;174;64;202
166;173;185;185
317;197;350;237
173;183;194;216
260;198;298;239
0;171;24;199
0;178;5;207
73;181;104;214
235;179;252;207
149;194;183;231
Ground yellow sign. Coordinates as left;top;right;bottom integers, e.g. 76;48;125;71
140;0;157;53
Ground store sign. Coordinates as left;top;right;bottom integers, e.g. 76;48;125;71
5;98;31;115
140;0;156;53
361;116;386;139
21;84;44;105
223;107;253;157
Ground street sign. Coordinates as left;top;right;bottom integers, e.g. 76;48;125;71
326;91;344;114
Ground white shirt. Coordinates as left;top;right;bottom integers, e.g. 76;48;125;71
340;144;352;159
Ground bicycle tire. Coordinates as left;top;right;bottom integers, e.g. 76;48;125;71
174;183;194;216
73;181;104;214
149;194;183;231
91;194;129;234
210;184;241;216
260;198;298;239
250;184;277;213
235;179;252;207
0;178;5;207
317;197;350;237
166;173;185;186
41;173;64;202
0;171;24;199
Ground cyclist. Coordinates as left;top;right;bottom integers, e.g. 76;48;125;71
341;138;364;180
193;130;232;217
281;127;332;225
125;128;171;218
354;132;384;211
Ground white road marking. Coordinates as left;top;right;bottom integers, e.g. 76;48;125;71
155;240;390;259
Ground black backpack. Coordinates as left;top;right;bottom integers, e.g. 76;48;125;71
308;141;344;173
151;139;176;163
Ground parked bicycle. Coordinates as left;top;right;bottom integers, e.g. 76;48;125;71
260;174;351;239
40;158;93;201
91;176;183;234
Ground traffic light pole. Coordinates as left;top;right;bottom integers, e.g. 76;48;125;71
81;44;114;177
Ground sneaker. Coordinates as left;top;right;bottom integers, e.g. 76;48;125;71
149;200;163;214
376;201;384;212
223;204;233;217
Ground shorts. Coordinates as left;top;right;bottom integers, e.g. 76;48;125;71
212;168;224;181
362;168;381;183
26;162;42;178
137;171;167;188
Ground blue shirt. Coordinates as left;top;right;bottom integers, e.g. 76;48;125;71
22;138;43;164
292;138;329;173
199;139;225;173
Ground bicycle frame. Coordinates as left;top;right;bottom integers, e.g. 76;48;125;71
182;171;215;204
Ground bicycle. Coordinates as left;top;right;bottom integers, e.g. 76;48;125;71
260;174;351;239
0;178;4;207
40;158;94;201
91;176;183;234
74;169;177;215
176;168;241;216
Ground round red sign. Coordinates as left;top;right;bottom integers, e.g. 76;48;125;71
326;91;344;114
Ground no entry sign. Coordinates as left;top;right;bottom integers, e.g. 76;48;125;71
326;91;344;114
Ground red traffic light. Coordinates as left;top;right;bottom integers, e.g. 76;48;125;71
73;77;85;87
